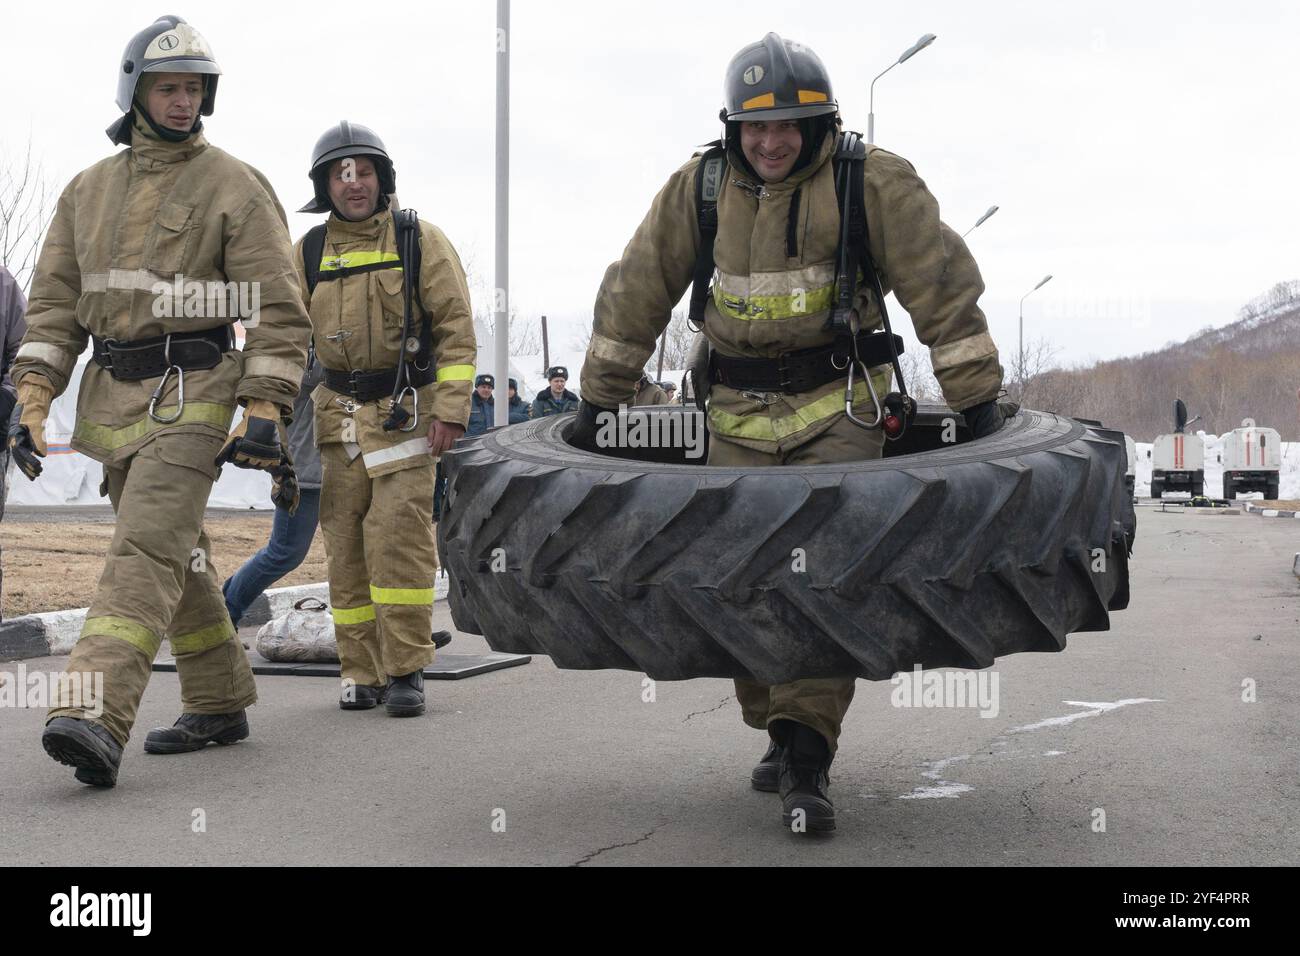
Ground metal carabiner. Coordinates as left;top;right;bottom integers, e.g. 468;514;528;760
844;357;884;430
148;335;184;424
393;385;418;432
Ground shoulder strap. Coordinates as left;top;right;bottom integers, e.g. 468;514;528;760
303;224;328;295
831;131;907;396
392;208;432;361
687;142;727;330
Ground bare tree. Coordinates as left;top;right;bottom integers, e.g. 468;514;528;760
0;139;56;292
459;248;541;355
1006;336;1062;407
643;309;695;378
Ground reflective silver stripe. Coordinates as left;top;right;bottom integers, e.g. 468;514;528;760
361;438;430;469
715;263;836;298
930;331;999;372
243;355;303;383
14;341;77;377
589;330;647;368
80;269;167;294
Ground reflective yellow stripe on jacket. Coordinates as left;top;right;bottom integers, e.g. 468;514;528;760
318;250;402;273
707;371;893;443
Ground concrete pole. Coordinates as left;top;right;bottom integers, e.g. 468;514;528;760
494;0;510;426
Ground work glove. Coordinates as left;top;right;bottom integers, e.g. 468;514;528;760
962;398;1018;440
215;399;284;471
6;374;55;481
268;449;300;515
568;399;615;453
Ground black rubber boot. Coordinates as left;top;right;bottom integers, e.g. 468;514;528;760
772;719;836;833
143;710;249;754
339;683;387;710
750;739;783;792
433;630;452;650
43;717;123;788
385;670;425;717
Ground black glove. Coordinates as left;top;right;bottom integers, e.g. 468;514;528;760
6;416;43;481
0;387;15;426
963;399;1010;440
568;400;615;453
215;400;283;471
269;452;300;515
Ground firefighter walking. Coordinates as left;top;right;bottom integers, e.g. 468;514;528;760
296;121;475;716
9;16;311;787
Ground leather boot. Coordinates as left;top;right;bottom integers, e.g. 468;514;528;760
339;683;387;710
43;717;123;788
143;710;249;754
385;670;425;717
750;739;783;792
772;719;836;833
433;630;452;650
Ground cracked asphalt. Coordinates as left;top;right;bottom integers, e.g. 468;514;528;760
1;505;1297;865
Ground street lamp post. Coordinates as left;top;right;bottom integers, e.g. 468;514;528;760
1018;274;1053;394
868;33;937;144
962;205;999;238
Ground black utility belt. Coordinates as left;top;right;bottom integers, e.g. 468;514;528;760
321;364;437;403
710;332;904;394
91;326;234;382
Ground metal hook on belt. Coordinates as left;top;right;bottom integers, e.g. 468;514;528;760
393;385;418;432
843;328;884;430
148;335;184;424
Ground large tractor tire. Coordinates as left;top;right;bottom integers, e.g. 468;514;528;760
437;405;1135;684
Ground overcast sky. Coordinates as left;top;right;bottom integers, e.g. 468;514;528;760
3;0;1298;385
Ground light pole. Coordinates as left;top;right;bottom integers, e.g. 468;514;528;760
962;205;999;238
1019;274;1052;393
868;33;937;144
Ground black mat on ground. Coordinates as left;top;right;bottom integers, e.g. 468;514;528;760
153;651;530;679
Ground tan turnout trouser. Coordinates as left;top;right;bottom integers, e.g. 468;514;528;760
319;443;438;688
48;431;256;746
707;414;885;755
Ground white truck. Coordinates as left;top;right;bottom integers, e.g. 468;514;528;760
1125;434;1137;499
1150;399;1204;498
1219;418;1281;500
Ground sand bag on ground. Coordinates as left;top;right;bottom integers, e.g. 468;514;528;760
255;598;340;663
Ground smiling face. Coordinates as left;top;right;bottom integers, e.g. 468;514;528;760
739;119;803;183
144;72;204;132
476;382;494;400
326;156;381;221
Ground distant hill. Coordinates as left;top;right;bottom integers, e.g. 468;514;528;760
1027;281;1300;441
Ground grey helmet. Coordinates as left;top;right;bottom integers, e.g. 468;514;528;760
108;16;220;143
299;121;397;214
722;33;836;123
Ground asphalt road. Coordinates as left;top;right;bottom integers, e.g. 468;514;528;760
2;504;1296;865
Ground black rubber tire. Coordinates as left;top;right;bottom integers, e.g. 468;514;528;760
1267;479;1280;501
1222;473;1234;500
1192;476;1205;498
437;405;1135;683
1150;478;1164;499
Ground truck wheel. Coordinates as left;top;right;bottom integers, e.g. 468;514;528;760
438;405;1136;682
1151;478;1164;499
1223;474;1235;499
1267;479;1280;501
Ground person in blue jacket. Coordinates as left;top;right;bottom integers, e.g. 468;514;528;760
507;378;531;424
467;373;495;437
531;366;580;418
